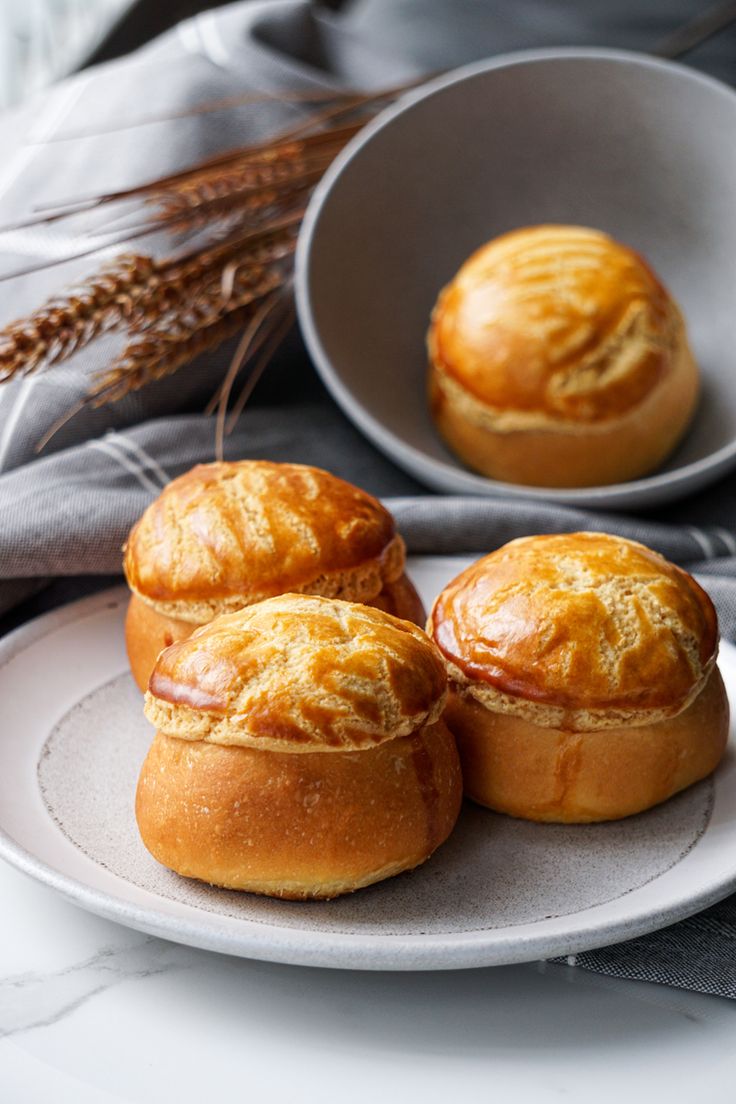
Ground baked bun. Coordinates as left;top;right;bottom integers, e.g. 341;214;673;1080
123;460;424;691
428;225;698;487
428;532;728;822
136;594;462;898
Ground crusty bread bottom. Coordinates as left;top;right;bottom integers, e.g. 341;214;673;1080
125;596;194;694
135;719;462;898
428;337;699;488
367;571;425;625
125;574;426;693
444;667;729;822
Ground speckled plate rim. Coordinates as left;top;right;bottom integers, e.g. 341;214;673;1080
0;571;735;971
295;47;736;509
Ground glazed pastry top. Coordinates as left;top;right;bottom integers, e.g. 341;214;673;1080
145;594;448;752
124;461;404;622
429;532;718;731
428;225;685;429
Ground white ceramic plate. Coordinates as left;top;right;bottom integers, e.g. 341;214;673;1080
296;50;736;509
1;557;735;971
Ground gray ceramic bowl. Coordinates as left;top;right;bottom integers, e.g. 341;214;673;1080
296;48;736;509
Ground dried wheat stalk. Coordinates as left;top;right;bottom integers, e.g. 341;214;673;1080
0;82;415;448
0;255;158;381
91;303;266;405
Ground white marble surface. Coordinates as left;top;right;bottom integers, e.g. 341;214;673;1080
1;855;734;1103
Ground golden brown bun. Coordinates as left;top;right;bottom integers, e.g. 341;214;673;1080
124;461;405;622
428;225;699;487
135;719;462;898
123;459;426;690
445;667;728;822
138;594;460;898
125;570;426;694
368;571;426;626
145;594;448;753
429;533;727;822
125;595;193;694
429;532;718;732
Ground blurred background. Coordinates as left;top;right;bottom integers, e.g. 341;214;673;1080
1;0;734;111
0;0;267;108
0;0;130;108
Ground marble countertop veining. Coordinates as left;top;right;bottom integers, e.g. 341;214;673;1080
1;855;735;1103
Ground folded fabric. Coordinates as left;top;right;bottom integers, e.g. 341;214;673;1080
1;0;735;999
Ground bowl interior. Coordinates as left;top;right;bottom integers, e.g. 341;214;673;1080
298;51;736;503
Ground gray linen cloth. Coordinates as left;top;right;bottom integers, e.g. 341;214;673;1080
0;0;735;997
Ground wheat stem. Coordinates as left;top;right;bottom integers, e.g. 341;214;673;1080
225;299;296;435
213;288;286;460
12;123;365;228
43;87;362;144
0;255;158;381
